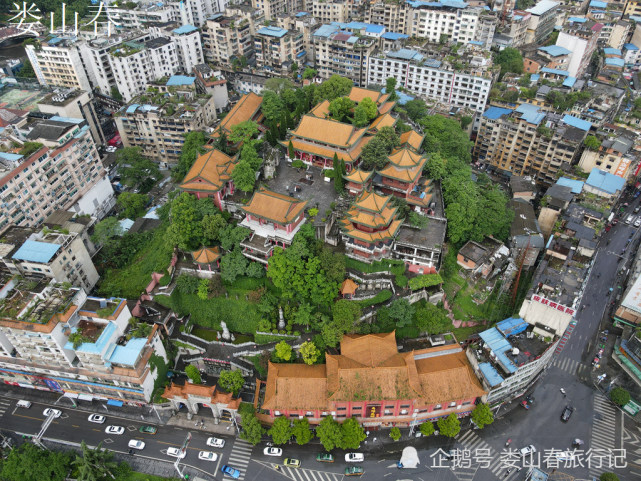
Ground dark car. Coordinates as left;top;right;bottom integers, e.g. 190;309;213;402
561;405;574;422
221;465;241;479
526;395;535;404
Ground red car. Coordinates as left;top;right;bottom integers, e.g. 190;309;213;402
520;400;530;410
605;224;612;232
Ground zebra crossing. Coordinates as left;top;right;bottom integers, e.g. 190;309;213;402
0;398;10;417
227;438;254;480
552;357;589;377
454;430;520;481
276;465;343;481
588;393;618;479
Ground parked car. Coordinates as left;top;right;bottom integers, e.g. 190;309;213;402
345;453;365;463
139;425;157;434
316;453;334;463
88;414;106;424
520;400;530;410
198;451;218;461
345;466;364;476
43;408;62;418
128;440;145;450
17;400;31;408
561;405;574;422
626;215;634;225
520;445;536;456
634;218;641;228
634;206;641;214
167;447;186;459
206;437;225;448
105;426;125;435
263;447;283;457
221;465;241;479
283;458;300;468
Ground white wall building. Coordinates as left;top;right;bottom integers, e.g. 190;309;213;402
407;1;482;43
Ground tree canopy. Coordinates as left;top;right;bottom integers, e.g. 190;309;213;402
353;97;378;127
115;147;160;188
329;97;355;122
268;416;293;445
496;47;524;77
91;217;123;245
471;403;494;429
0;443;71;481
360;126;400;170
437;413;461;437
172;131;206;181
116;192;148;219
218;369;245;396
313;75;354;104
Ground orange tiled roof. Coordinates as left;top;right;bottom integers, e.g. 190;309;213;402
340;218;403;243
353;190;392;213
286;135;373;164
348;87;385;105
400;130;424;152
218;92;264;135
289;115;367;148
179;149;237;193
191;246;221;264
344;168;374;184
379;149;427;183
378;101;396;115
242;188;308;225
343;203;397;229
309;100;330;119
340;278;358;295
369;113;397;132
262;362;329;411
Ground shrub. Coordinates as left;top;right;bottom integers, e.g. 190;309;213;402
600;473;620;481
409;273;444;290
356;290;393;307
395;275;408;288
389;427;401;441
185;364;201;384
610;387;630;406
292;159;304;169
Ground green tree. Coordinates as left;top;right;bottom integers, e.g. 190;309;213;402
292;417;314;445
600;473;620;481
425;153;447;180
185;364;202;384
110;86;122;101
300;341;320;365
72;441;118;481
288;140;295;159
460;116;473;129
385;77;398;100
0;443;71;481
172;131;206;181
316;415;343;451
219;225;251;251
262;90;285;124
91;217;123;245
202;213;227;243
241;144;262;170
496;47;524;77
165;193;203;250
115;147;160;188
375;126;400;152
293;302;314;329
470;184;512;242
215;131;232;155
584;135;602;150
268;416;293;445
231;159;256;192
332;300;362;333
264;77;294;94
414;303;451;334
404;98;428;122
339;417;366;449
196;278;209;300
246;261;265;278
387;298;415;328
610;387;631;406
419;421;435;436
229;120;259;145
16;58;36;78
303;67;317;80
360;137;390;170
116;192;149;219
220;249;249;284
318;247;346;285
329;97;355;122
240;413;266;445
333;153;344;192
313;75;354;104
353;97;378;127
471;403;494;429
419;115;473;162
437;413;461;438
389;427;401;441
275;340;293;361
218;369;245;396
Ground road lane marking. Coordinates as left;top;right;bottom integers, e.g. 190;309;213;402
13;413;46;422
92;428;101;432
72;425;80;428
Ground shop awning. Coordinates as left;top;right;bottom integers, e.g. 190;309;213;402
107;399;124;407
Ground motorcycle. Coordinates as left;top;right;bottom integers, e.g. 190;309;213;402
506;438;512;447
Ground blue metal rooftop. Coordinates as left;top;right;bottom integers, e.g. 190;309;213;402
589;0;608;7
295;11;308;17
568;16;587;23
66;322;117;355
257;26;288;38
49;116;83;124
0;152;23;162
382;32;409;40
604;47;622;56
172;24;198;34
556;177;584;194
531;74;540;82
515;103;546;125
12;240;60;263
108;338;147;366
605;57;625;67
624;43;639;51
562;114;591;131
166;75;196;86
388;48;424;62
541;67;570;77
479;327;518;374
483;106;512;119
586;168;625;195
562;76;577;88
538;45;571;57
478;362;504;387
313;24;339;38
496;317;528;337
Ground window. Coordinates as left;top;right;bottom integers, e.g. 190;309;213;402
434;404;442;410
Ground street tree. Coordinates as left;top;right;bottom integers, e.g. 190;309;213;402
72;441;118;481
275;340;293;361
340;417;367;449
116;192;148;219
419;422;435;436
610;387;631;406
292;418;314;445
116;147;160;188
300;341;320;365
185;364;202;384
91;217;123;245
268;416;293;445
600;473;620;481
316;415;343;451
386;77;398;100
389;427;401;441
240;413;265;445
0;443;72;481
437;413;461;438
218;369;245;396
471;403;494;429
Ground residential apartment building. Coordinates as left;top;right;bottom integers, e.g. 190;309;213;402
225;4;265;35
116;75;217;168
407;1;481;44
312;0;352;24
556;20;603;77
525;0;559;44
252;0;302;21
578;135;636;179
366;47;495;112
111;2;180;28
0;226;99;291
275;12;321;55
312;24;377;86
366;0;408;34
149;24;205;74
0;275;168;404
0;119;114;233
474;105;592;185
26;38;92;91
507;10;532;47
178;0;229;27
202;14;253;67
193;64;229;112
109;37;180;102
625;0;641;16
254;26;305;74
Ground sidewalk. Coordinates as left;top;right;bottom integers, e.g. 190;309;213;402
166;410;239;436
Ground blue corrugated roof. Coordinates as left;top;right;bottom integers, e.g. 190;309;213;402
538;45;571;56
12;240;60;263
531;74;540;82
172;24;198;34
166;75;196;86
119;219;134;232
468;40;484;45
257;26;288;37
516;103;546;125
406;0;468;8
604;47;622;56
562;76;577;87
0;152;23;162
108;338;147;366
526;0;559;16
562;114;591;131
624;43;639;51
66;322;117;354
50;116;83;124
297;50;306;58
388;48;424;61
126;104;140;114
313;24;338;38
423;58;442;68
483;106;512;119
556;177;584;194
295;11;308;17
586;168;625;194
605;57;625;67
497;317;528;337
479;327;518;374
382;32;409;40
479;362;504;387
589;0;608;7
568;16;587;22
541;67;570;77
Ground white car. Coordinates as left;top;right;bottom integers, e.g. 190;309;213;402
105;146;117;153
43;408;61;418
198;451;218;461
263;447;283;457
105;426;125;435
520;445;537;456
128;440;145;450
88;414;106;424
206;437;225;448
345;453;364;463
635;218;641;228
167;447;186;459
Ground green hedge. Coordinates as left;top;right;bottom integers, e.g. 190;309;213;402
409;273;444;291
356;289;393;307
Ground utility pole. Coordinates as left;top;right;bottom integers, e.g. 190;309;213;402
173;431;192;480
